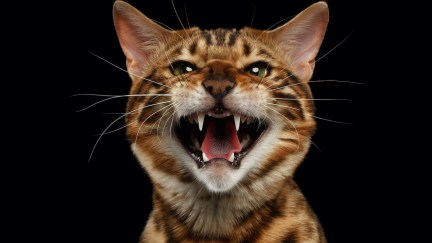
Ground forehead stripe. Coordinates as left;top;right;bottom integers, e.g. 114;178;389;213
189;42;197;55
228;30;239;46
200;31;212;45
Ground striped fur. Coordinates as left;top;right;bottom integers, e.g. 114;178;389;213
113;1;329;242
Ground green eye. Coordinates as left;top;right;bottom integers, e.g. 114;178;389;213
171;61;196;76
245;61;270;77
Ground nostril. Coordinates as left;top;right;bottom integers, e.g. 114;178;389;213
225;86;232;93
209;68;214;75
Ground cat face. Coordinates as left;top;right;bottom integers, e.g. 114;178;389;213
113;1;328;192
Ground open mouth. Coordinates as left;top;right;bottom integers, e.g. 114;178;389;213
175;112;267;169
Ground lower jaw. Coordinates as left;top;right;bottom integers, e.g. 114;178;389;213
192;151;247;169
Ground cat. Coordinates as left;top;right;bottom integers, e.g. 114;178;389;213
112;0;328;242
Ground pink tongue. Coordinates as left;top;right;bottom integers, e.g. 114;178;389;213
201;117;242;160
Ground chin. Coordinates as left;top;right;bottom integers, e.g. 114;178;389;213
196;158;241;192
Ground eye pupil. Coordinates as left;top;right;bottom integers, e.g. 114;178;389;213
172;61;196;76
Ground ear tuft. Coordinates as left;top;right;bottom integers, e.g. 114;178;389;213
270;1;329;81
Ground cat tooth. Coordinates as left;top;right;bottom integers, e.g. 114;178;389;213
246;117;252;125
240;115;247;124
192;114;199;124
198;113;205;131
202;152;209;162
228;153;235;162
188;116;194;124
234;114;241;131
241;134;250;147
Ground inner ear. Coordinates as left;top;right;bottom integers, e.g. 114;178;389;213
113;1;171;81
269;2;329;81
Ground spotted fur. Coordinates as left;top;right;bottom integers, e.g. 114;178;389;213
113;1;329;242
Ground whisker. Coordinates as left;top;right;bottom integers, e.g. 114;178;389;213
262;105;320;152
133;103;176;151
269;79;364;91
264;105;300;151
160;45;189;87
304;135;321;152
250;5;257;27
100;120;134;136
169;112;176;139
74;94;173;112
257;57;274;88
265;102;352;125
101;112;126;115
70;93;172;98
262;112;276;127
70;94;115;98
264;71;295;90
184;1;191;28
98;101;174;135
160;108;177;142
170;0;192;41
153;103;177;142
307;115;353;125
152;103;177;142
162;50;186;87
153;19;188;43
309;79;364;85
89;51;172;89
88;106;142;163
269;98;352;101
181;74;189;87
315;31;353;63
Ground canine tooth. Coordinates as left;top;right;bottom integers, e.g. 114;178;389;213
202;152;209;162
228;153;235;162
234;114;241;131
198;113;205;131
240;115;247;123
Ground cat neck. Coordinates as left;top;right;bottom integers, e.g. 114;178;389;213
150;172;297;238
133;143;312;239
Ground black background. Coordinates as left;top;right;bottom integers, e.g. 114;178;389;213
69;0;406;242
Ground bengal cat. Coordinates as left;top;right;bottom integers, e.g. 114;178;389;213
112;0;329;242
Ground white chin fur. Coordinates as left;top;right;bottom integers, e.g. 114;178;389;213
196;159;240;192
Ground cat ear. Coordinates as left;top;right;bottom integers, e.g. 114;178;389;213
270;2;329;81
113;1;170;81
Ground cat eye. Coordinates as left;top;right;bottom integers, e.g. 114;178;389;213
245;62;271;78
171;61;196;76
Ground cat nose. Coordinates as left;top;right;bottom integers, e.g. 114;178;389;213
203;60;236;99
202;78;235;99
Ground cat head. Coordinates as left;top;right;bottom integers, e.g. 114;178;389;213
113;0;328;192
